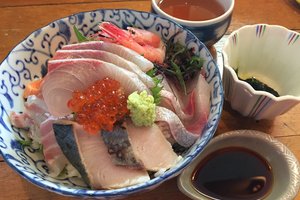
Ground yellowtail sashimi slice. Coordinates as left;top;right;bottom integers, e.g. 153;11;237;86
42;58;148;117
52;49;154;88
155;106;199;147
126;120;180;171
53;121;150;189
101;125;143;168
61;41;154;72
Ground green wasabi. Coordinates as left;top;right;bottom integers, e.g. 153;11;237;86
127;90;156;127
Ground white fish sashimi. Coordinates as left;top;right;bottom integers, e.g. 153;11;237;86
125;120;179;171
40;117;70;176
10;95;50;143
53;121;150;189
76;126;150;189
51;49;154;88
101;126;143;168
155;106;199;147
61;41;154;72
184;74;210;133
41;58;149;117
155;75;210;147
160;89;191;121
25;95;50;125
159;74;210;135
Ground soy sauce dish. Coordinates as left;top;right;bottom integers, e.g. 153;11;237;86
178;130;300;200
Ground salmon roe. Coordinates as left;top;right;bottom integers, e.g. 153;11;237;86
67;77;128;134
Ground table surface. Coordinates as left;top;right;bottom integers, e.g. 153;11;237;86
0;0;300;199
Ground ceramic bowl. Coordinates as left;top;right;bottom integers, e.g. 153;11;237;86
0;9;223;199
178;130;300;200
222;24;300;120
151;0;235;46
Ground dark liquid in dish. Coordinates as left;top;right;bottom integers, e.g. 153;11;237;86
157;0;225;21
192;147;273;200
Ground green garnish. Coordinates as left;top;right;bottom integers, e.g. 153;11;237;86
73;26;90;42
156;41;204;95
170;60;187;95
17;139;32;147
17;139;43;152
146;68;163;105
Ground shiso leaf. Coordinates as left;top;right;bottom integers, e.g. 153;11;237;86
73;26;90;43
156;41;204;95
146;68;163;105
17;139;32;147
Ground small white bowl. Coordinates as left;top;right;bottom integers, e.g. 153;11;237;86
151;0;235;46
178;130;300;200
222;24;300;120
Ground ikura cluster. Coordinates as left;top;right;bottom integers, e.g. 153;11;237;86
67;77;128;134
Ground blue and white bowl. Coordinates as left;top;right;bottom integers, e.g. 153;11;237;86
151;0;235;46
0;9;223;199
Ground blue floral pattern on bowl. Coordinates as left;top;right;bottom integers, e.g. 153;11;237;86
0;9;223;198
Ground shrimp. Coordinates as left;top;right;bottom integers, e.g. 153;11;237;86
95;22;166;64
23;79;43;98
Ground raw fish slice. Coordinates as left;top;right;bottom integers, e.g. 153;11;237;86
10;95;41;125
42;58;149;117
53;122;90;185
24;95;49;125
101;126;142;168
53;121;150;189
40;117;70;176
160;89;191;120
159;75;210;134
155;121;176;144
125;120;179;171
10;95;50;143
61;41;154;72
184;74;210;133
51;49;154;88
155;106;199;147
10;112;32;129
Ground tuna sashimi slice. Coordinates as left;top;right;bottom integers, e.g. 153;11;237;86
51;49;154;88
61;41;154;72
42;58;149;117
53;121;150;189
126;120;180;171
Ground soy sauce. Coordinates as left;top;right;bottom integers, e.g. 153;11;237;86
192;147;273;200
157;0;225;21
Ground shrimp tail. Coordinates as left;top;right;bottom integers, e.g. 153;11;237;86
99;22;130;42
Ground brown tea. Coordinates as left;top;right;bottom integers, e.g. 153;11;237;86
157;0;225;21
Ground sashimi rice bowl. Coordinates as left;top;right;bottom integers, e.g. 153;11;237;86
0;9;223;198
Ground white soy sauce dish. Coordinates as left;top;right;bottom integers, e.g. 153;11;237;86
178;130;300;200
